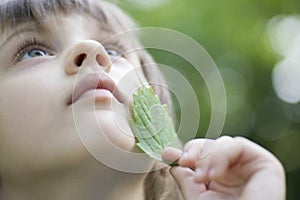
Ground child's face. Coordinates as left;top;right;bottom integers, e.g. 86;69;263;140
0;13;147;176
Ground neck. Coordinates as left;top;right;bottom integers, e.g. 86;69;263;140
0;160;146;200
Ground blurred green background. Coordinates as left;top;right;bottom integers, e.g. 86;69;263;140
114;0;300;199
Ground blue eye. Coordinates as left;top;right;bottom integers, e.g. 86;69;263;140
106;49;120;57
21;49;50;61
14;38;53;63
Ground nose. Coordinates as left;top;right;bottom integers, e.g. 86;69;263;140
64;40;111;75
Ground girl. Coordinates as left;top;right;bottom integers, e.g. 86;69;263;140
0;0;285;199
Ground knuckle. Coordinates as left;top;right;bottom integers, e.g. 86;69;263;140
183;139;203;152
219;135;234;141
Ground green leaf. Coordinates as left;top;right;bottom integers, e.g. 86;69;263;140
130;86;179;161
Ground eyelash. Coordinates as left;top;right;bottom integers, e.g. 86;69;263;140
103;39;127;57
13;38;126;63
14;38;53;62
103;45;120;56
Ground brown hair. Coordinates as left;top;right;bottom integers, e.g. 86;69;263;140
0;0;182;199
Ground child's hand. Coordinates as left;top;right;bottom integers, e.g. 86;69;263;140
161;136;286;200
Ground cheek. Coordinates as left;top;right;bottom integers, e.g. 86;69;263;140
0;81;46;175
0;73;88;177
0;74;54;155
110;59;148;102
0;76;57;134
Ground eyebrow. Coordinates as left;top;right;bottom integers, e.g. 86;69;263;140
0;26;46;52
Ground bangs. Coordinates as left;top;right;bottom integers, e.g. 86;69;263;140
0;0;136;35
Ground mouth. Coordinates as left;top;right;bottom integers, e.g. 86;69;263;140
68;73;125;105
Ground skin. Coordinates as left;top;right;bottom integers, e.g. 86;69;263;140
0;13;149;200
0;9;286;200
162;136;286;200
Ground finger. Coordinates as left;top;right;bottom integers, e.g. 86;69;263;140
170;166;206;199
234;136;278;162
194;136;239;181
161;147;182;164
195;136;259;184
179;139;207;168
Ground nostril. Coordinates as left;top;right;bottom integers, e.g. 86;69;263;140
74;53;87;67
96;54;107;67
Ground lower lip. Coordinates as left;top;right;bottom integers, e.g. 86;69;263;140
79;89;114;103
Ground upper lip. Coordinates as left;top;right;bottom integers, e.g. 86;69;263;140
68;73;124;105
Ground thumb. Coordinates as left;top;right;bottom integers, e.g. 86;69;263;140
161;147;182;164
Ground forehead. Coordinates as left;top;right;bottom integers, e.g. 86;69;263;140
0;0;134;35
3;14;107;42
